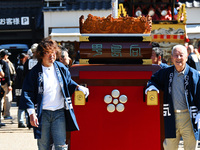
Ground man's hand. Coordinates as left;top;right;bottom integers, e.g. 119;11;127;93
78;85;89;98
30;113;39;127
195;113;200;129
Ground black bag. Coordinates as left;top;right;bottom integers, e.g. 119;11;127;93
0;86;5;100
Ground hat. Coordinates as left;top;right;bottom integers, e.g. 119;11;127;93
0;49;11;57
18;53;26;59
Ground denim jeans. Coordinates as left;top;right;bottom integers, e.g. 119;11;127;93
18;109;28;124
38;108;68;150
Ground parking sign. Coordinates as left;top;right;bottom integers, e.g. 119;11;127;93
21;17;29;25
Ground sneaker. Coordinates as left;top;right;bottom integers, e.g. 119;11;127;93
18;123;26;128
4;116;13;120
0;123;6;127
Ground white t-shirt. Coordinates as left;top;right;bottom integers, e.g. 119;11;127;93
27;65;64;115
42;65;64;110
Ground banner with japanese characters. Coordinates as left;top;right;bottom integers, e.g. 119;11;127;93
79;42;151;59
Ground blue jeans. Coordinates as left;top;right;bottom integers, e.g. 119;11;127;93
18;109;28;124
38;108;68;150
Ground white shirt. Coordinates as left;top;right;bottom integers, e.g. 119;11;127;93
42;65;64;110
27;65;64;115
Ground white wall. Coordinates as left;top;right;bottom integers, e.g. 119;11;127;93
44;7;200;38
44;10;112;37
186;8;200;24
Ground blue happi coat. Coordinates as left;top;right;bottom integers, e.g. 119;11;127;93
147;64;200;140
19;61;79;139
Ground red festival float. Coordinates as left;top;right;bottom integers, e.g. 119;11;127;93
66;0;182;149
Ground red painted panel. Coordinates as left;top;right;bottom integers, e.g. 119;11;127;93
71;86;161;150
160;35;164;39
79;71;152;79
173;35;177;39
153;35;158;39
167;35;170;39
180;35;184;39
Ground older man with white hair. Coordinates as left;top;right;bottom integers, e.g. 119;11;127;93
146;44;200;150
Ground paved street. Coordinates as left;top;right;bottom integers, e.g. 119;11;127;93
0;102;199;150
0;102;37;150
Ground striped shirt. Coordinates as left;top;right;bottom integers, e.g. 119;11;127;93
172;68;188;110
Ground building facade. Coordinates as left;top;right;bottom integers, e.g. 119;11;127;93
43;0;118;62
0;0;44;47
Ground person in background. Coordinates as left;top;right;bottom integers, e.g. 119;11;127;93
1;49;16;83
59;46;72;68
151;47;169;69
1;49;16;119
186;44;200;71
184;42;189;49
24;43;38;77
0;50;12;120
15;53;27;128
0;66;5;127
146;45;200;150
19;37;89;150
194;48;200;60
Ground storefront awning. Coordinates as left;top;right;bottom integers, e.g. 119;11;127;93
186;24;200;39
50;28;81;42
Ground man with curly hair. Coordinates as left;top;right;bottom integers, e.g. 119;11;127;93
20;37;89;150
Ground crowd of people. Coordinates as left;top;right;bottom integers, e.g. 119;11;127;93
0;37;89;150
1;36;200;150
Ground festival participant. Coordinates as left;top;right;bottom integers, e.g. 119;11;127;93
19;37;89;150
146;44;200;150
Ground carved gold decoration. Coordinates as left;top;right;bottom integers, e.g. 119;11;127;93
177;4;187;24
79;14;152;34
118;3;127;18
